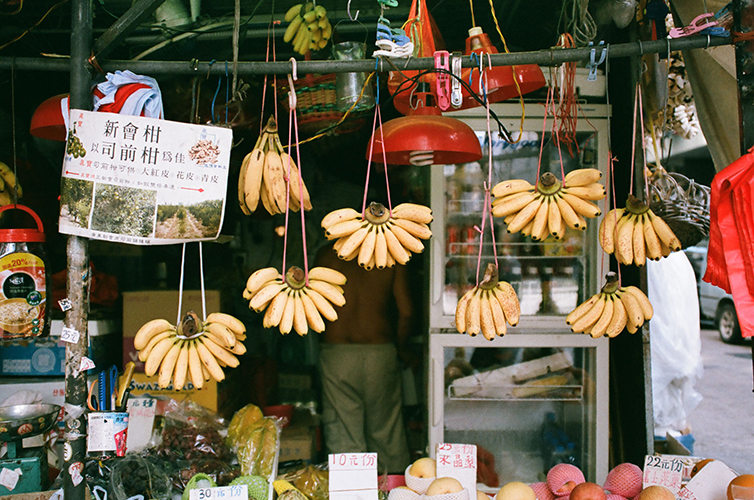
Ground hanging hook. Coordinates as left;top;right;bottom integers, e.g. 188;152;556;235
347;0;359;21
586;41;606;82
288;57;298;110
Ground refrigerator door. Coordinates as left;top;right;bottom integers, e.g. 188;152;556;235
429;333;609;486
429;104;610;331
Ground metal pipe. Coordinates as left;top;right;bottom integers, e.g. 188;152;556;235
0;33;732;75
63;0;92;498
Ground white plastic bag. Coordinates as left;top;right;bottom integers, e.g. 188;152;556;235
647;251;704;434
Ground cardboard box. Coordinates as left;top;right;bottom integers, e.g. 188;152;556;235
122;290;220;371
128;372;218;412
278;425;317;463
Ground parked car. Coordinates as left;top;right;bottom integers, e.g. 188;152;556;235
684;241;746;344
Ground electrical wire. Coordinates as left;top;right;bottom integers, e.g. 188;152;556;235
0;0;23;15
0;0;68;52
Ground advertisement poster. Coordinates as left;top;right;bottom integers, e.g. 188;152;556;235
59;109;232;245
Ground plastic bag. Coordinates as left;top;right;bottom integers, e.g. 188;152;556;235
233;416;283;478
157;399;232;461
172;459;241;491
280;464;329;500
110;455;172;500
227;404;264;446
648;251;703;433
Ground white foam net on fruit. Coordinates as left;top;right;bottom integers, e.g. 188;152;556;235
425;489;471;500
404;465;435;495
389;487;421;500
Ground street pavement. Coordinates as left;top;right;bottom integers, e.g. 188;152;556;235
687;328;754;474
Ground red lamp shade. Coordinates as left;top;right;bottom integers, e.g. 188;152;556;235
458;27;546;110
30;94;69;142
366;90;482;166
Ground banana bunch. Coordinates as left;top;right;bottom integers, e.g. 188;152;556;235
239;116;312;216
243;265;346;336
283;2;332;55
133;311;246;389
566;272;654;337
0;161;22;206
492;169;605;240
322;202;433;269
455;264;520;340
599;194;682;266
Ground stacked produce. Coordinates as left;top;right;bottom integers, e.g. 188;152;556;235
244;266;346;335
566;272;653;337
599;194;682;265
0;161;22;206
227;404;282;479
455;264;520;339
283;3;332;54
491;169;605;240
239;116;312;215
133;311;246;389
322;202;433;269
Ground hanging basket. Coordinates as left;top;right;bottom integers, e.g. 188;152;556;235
648;170;710;249
277;73;369;137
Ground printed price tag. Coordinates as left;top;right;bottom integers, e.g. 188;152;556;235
80;356;96;372
126;398;157;453
436;443;477;497
60;327;80;344
643;455;684;493
189;485;248;500
58;298;72;312
329;453;378;500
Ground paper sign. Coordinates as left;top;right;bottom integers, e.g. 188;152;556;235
643;455;684;493
329;453;378;500
678;460;737;500
60;327;80;344
436;443;477;497
80;356;96;372
189;485;248;500
0;468;22;491
60;109;232;245
126;397;157;453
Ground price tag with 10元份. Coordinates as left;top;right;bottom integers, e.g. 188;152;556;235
329;453;378;500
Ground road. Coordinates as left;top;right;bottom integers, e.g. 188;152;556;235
687;328;754;474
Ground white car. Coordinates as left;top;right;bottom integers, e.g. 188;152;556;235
684;241;745;344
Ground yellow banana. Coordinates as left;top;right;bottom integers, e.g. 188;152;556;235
280;152;312;211
326;218;365;240
263;290;289;328
383;226;411;265
491;179;534;198
622;286;654;320
249;281;287;312
388;223;425;253
564;168;602;187
246;267;281;297
322;207;361;230
196;340;226;382
337;226;369;259
374;227;388;269
158;341;182;389
491;190;537;218
200;336;240;367
284;4;302;22
589;296;614;338
571;295;606;333
563;183;606;201
632;214;647;266
465;289;482;337
358;228;377;268
205;312;245;336
615;214;635;265
606;295;627;338
620;290;644;334
313;4;327;18
138;330;174;362
284;15;304;43
495;281;520;326
243;147;265;213
280;291;296;334
292;292;309;336
520;218;535;238
531;197;550;241
305;288;338;322
488;289;507;336
506;196;543;233
392;203;433;224
649;211;682;252
300;292;325;333
307;267;346;285
391;218;432;239
203;322;237;348
307;280;346;307
555;193;583;230
479;291;496;341
598;208;624;254
263;148;287;212
187;341;204;389
643;216;663;261
145;336;178;377
548;195;562;237
238;153;251;215
566;293;601;325
173;343;190;390
560;192;601;218
455;289;474;333
134;319;174;350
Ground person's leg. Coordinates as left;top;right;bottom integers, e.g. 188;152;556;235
363;344;411;473
319;344;368;454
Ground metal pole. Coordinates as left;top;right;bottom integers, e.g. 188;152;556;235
0;33;732;75
63;0;92;499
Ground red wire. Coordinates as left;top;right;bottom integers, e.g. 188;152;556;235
555;34;580;158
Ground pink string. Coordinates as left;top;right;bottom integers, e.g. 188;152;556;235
260;27;272;135
535;86;553;182
608;152;622;286
548;86;566;181
361;105;394;218
293;107;309;283
272;24;278;123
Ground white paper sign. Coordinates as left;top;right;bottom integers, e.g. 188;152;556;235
79;356;96;372
643;455;684;493
678;460;737;500
60;327;80;344
60;109;232;245
190;485;248;500
0;468;22;491
436;443;477;497
126;397;157;453
329;453;378;500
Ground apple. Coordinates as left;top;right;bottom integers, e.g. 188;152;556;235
409;458;437;479
603;463;642;498
477;491;491;500
546;464;585;497
637;486;675;500
426;477;464;496
496;482;537;500
569;482;606;500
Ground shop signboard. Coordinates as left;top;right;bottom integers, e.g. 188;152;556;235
329;453;378;500
436;443;477;497
59;109;232;245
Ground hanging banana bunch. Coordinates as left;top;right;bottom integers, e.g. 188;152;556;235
133;312;246;390
599;194;682;266
321;202;433;269
243;266;346;336
566;272;653;337
455;264;520;340
283;2;332;55
239;116;313;216
491;169;605;240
